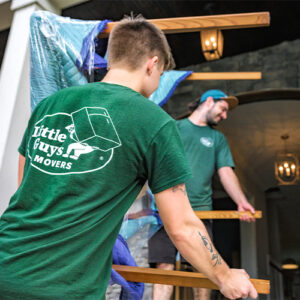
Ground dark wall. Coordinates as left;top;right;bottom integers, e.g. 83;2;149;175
163;39;300;119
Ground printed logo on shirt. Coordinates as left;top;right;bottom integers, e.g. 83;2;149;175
200;137;214;148
27;107;122;175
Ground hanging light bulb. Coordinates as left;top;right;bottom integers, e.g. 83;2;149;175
278;165;284;176
286;167;291;177
291;164;296;175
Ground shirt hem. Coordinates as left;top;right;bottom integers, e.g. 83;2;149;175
216;164;235;170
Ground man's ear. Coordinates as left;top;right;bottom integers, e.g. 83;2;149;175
206;96;215;107
147;56;159;75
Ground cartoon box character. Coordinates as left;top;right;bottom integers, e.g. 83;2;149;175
70;107;121;152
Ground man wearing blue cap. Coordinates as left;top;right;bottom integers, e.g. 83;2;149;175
149;90;256;300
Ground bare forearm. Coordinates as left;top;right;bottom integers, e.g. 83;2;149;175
155;184;230;286
169;216;229;286
18;154;25;187
218;167;247;205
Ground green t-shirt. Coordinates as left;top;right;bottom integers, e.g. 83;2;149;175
177;118;234;211
0;82;191;300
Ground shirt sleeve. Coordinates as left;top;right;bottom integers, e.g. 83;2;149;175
144;120;192;194
215;133;235;170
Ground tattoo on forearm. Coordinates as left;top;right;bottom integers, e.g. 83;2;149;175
198;232;213;253
198;231;222;266
211;253;222;266
172;184;187;196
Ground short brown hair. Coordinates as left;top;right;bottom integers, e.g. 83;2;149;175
107;15;175;71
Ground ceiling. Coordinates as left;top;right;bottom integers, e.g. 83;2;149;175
2;1;300;68
62;0;300;68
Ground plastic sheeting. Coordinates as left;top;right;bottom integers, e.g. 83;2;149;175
119;187;162;240
30;11;109;111
30;11;192;110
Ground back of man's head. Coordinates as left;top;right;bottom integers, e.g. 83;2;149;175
107;15;175;71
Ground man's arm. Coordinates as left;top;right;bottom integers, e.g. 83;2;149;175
154;183;257;299
18;154;25;187
218;166;255;222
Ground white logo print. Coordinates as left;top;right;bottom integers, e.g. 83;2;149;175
62;124;98;160
27;107;122;175
200;137;214;148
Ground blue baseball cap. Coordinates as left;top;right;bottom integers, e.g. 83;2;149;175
200;89;238;110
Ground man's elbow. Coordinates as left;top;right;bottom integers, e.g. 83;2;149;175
165;225;190;246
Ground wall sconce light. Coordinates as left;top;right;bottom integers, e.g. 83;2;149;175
275;134;299;185
282;258;299;270
200;29;224;61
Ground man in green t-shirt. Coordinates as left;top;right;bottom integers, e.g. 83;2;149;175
0;16;257;300
149;89;256;300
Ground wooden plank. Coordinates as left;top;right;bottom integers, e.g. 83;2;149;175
126;210;262;220
112;265;270;294
99;12;270;37
195;210;262;219
186;72;262;80
174;259;181;300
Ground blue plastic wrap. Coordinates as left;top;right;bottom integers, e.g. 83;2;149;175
29;11;108;111
119;186;162;240
30;10;192;111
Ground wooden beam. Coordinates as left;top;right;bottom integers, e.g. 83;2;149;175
185;72;262;80
112;265;270;294
195;210;262;219
126;210;262;220
99;12;270;37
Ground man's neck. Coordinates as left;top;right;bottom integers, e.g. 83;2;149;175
188;110;208;126
101;68;144;95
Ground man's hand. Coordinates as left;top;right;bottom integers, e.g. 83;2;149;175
219;269;258;299
238;201;256;222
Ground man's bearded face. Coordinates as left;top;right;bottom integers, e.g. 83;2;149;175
206;100;229;126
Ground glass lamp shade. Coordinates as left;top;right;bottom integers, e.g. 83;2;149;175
275;153;299;185
200;29;224;61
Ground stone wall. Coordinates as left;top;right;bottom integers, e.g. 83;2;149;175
164;39;300;119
